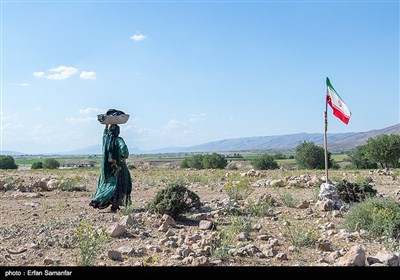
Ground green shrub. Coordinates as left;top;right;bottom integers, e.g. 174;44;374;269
31;161;44;169
0;155;18;169
146;180;201;218
342;197;400;239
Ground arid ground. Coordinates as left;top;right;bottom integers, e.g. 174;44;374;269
1;160;399;268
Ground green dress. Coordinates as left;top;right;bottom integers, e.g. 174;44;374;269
90;128;132;209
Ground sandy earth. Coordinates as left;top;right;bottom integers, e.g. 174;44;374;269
0;163;399;271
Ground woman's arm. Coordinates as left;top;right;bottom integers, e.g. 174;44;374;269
102;124;109;142
117;137;130;160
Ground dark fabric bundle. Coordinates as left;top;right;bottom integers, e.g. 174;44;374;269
106;109;125;116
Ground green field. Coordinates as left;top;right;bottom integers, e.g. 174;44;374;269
15;155;102;165
14;152;350;170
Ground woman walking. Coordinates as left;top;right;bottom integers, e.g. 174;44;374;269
89;124;132;212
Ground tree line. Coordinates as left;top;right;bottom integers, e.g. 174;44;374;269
1;134;399;170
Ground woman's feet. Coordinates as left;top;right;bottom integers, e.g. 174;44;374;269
89;201;120;212
89;200;99;208
110;205;120;212
97;202;111;210
89;200;111;210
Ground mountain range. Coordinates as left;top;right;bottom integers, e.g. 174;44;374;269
6;123;400;156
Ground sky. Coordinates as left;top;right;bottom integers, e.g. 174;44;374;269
1;0;399;154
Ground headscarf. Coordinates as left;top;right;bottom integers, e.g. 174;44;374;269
101;124;121;181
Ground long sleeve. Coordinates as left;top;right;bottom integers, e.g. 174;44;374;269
116;137;129;159
103;128;108;144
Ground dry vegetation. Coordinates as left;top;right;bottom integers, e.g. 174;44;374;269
1;160;400;268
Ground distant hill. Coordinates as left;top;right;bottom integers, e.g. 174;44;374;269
182;123;400;153
59;145;145;155
6;123;400;155
0;151;27;156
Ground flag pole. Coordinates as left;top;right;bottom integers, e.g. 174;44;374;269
323;90;329;184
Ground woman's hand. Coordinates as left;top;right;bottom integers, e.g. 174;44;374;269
105;124;109;129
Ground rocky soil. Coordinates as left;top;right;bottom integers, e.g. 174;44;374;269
1;163;400;268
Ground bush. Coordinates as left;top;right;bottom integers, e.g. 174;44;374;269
31;161;44;169
342;197;400;239
336;179;377;203
0;155;18;169
43;158;60;169
146;180;201;218
252;154;279;170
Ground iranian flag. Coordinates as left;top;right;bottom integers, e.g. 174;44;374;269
326;77;351;124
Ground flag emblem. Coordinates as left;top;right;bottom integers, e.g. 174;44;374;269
326;77;351;124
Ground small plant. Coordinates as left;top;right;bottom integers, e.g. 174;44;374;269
75;222;109;266
146;179;201;218
279;191;298;208
57;179;83;192
247;195;274;217
119;201;136;215
223;180;253;201
279;219;319;247
230;215;253;236
142;256;157;266
210;230;235;260
211;214;253;259
227;163;238;170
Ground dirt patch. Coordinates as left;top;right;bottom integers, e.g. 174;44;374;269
0;167;399;268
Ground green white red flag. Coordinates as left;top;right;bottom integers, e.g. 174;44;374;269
326;77;351;124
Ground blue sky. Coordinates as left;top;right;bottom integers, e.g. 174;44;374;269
1;0;399;154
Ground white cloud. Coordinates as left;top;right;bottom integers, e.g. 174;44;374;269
1;123;25;130
222;115;235;121
66;117;95;124
19;83;29;87
79;107;104;114
130;34;146;42
33;72;45;78
121;125;132;133
34;107;42;111
164;119;187;130
47;66;78;80
34;66;78;80
80;71;97;80
189;113;206;122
